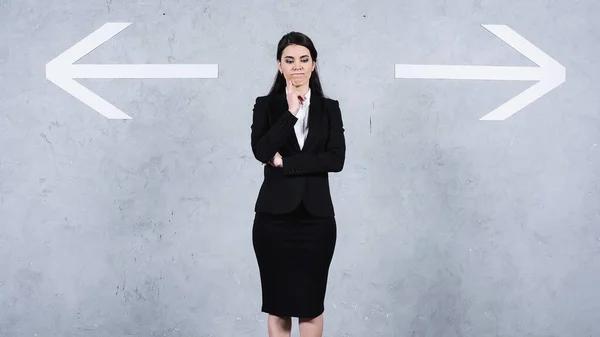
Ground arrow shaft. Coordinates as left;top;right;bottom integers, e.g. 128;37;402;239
69;64;219;78
394;64;544;81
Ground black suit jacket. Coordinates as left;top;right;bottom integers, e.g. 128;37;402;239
250;92;346;217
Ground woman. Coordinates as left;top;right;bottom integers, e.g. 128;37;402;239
250;31;346;337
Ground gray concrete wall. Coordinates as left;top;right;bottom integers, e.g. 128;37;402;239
1;0;599;336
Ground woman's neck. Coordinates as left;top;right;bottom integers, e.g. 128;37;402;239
294;84;310;95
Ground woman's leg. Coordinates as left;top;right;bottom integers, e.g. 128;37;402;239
268;314;292;337
299;314;323;337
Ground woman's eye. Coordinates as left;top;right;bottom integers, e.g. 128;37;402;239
285;59;309;64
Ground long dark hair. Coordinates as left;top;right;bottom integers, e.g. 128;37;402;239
267;31;326;98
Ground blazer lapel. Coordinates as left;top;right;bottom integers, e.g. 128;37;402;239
302;93;322;151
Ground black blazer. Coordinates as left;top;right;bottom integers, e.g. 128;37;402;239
250;92;346;217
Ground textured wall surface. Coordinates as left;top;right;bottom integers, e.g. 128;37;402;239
1;0;600;336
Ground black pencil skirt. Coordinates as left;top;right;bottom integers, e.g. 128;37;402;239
252;201;337;318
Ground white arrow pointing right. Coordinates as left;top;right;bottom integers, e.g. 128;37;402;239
395;24;566;120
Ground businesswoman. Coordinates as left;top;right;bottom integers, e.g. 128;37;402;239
250;31;346;337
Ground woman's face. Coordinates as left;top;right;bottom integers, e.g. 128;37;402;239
278;44;315;87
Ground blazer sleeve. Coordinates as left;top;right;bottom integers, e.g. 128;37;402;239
282;99;346;175
251;96;298;163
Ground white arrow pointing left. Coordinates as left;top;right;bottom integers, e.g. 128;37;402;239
46;22;219;119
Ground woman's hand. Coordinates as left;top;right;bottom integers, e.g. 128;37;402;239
286;80;305;116
271;152;283;167
262;152;283;167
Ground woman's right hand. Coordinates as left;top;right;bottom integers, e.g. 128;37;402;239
286;79;303;116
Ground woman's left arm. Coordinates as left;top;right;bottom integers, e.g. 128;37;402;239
281;100;346;175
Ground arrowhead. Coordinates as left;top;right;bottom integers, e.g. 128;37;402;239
479;24;566;120
45;22;134;119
